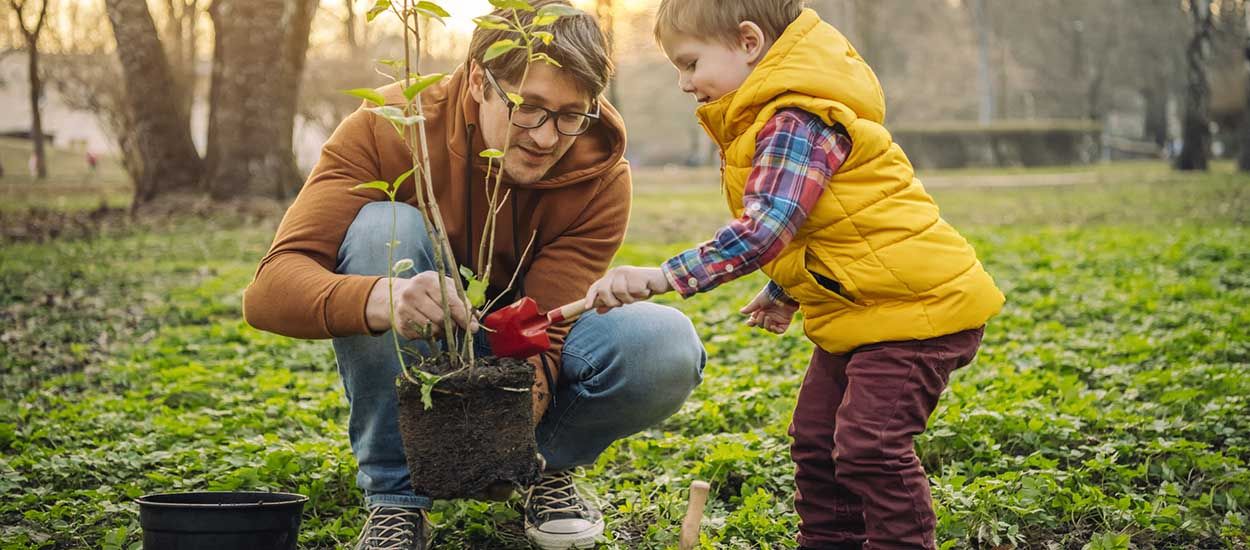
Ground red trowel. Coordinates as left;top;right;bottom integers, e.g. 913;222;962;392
483;297;589;359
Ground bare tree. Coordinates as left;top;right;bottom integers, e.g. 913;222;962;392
203;0;318;200
1179;0;1215;170
104;0;203;203
46;2;134;189
343;0;362;57
7;0;50;179
596;0;617;107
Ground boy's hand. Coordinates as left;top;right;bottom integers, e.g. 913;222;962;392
584;266;672;313
740;287;799;334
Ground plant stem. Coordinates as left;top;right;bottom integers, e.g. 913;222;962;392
387;198;406;373
407;6;475;365
475;31;536;320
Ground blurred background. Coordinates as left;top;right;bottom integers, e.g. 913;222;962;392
3;3;1250;548
1;0;1247;207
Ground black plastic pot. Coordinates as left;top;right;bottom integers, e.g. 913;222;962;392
136;491;308;550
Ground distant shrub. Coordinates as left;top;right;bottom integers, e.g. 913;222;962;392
893;120;1102;169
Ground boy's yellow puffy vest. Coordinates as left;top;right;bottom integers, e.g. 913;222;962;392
696;9;1004;353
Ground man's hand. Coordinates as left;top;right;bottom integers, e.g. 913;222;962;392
583;266;671;314
740;287;799;334
365;271;478;340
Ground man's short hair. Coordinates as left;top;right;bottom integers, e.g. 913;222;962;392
466;0;613;99
654;0;804;49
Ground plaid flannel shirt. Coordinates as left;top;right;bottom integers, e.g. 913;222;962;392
662;109;852;305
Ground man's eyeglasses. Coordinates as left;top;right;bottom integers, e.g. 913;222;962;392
484;68;600;137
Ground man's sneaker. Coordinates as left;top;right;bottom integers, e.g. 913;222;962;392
354;506;432;550
524;469;605;549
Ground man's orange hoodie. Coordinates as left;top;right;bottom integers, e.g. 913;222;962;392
242;67;631;377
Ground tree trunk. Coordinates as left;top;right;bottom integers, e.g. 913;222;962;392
1142;70;1170;151
204;0;318;200
104;0;203;203
24;34;46;179
11;0;51;179
1178;0;1213;171
160;0;198;119
1240;7;1250;171
970;0;995;125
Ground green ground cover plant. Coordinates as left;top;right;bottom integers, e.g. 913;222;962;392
1;162;1247;549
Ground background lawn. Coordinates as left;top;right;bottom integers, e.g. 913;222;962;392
2;156;1248;549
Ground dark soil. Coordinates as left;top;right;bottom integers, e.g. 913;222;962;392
395;354;542;500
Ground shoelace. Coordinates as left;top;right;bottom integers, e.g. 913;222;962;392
526;470;585;519
358;507;425;550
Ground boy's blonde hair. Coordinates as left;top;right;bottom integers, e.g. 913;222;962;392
653;0;805;49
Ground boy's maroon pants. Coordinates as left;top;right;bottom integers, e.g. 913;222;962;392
790;327;984;550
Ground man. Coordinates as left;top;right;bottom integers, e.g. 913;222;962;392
242;2;706;549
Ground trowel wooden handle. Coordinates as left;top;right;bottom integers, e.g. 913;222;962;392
546;300;590;324
679;480;710;550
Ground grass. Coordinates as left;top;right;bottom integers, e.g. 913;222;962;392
0;137;132;213
1;151;1248;549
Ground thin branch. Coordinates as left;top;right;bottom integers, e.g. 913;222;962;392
478;30;535;299
481;228;538;315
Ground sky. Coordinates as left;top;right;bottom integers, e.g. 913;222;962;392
399;0;652;35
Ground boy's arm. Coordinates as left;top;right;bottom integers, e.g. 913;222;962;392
661;109;851;298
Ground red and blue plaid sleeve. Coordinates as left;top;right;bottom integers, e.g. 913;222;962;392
662;109;852;298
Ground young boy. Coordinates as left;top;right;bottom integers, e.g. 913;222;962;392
582;1;1006;548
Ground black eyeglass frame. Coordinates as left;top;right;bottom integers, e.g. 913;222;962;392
483;67;601;137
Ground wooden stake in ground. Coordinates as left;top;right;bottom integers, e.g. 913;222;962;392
679;480;711;550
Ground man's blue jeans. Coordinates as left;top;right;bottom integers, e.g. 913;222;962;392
332;202;707;509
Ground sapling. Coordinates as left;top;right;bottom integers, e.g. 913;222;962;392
342;0;581;408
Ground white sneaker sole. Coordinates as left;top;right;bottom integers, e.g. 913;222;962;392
524;518;605;550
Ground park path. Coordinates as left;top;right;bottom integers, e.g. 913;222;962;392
921;171;1098;188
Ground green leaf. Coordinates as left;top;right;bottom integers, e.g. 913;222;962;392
393;167;416;193
392;259;415;275
378;58;404;69
366;0;391;22
530;52;561;67
466;277;488;308
483;39;520;62
413;1;449;17
342;88;387;106
367;106;425;126
489;0;534;12
403;73;446;101
479;148;505;159
473;14;513;31
533;31;554;44
459;265;475;280
506;92;524;106
413;370;443;410
353;181;390;192
101;526;128;550
535;3;581;18
420;382;435;409
533;14;558;26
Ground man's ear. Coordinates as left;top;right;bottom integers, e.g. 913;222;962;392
737;21;767;65
468;62;486;103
